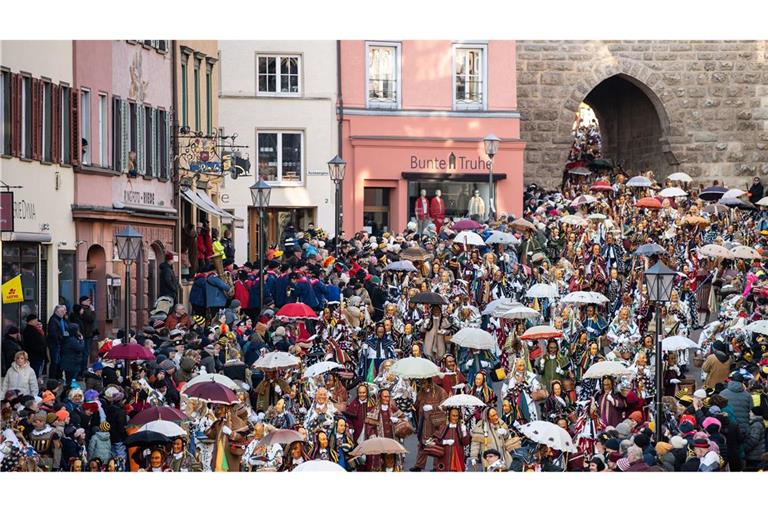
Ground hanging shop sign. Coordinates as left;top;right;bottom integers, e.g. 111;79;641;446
0;191;14;232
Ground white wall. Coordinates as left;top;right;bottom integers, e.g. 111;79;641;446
218;40;338;262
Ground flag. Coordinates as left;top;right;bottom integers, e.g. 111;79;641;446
2;274;24;304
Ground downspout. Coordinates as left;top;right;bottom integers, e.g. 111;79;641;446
336;40;344;239
171;40;182;292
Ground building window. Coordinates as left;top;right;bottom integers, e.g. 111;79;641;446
57;251;76;313
454;45;485;110
1;71;9;156
157;109;169;179
21;76;32;158
257;131;303;185
144;105;153;177
206;63;213;135
42;82;52;162
60;85;71;165
194;58;200;132
80;88;91;165
112;96;122;171
367;43;399;108
129;102;137;154
181;58;188;128
256;55;300;96
98;93;108;167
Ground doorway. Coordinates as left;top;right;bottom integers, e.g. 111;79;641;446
363;187;391;236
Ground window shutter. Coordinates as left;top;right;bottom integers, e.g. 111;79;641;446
70;88;80;166
165;110;172;179
151;108;158;177
120;99;129;172
51;84;61;164
10;73;21;157
31;78;41;161
137;104;146;175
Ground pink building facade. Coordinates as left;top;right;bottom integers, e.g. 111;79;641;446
339;40;525;235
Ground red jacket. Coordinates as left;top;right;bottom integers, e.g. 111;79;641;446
415;196;429;220
197;231;213;260
234;279;251;309
430;196;445;220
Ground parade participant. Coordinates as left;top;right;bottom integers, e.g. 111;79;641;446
344;384;375;444
538;339;569;390
330;417;357;471
431;406;471;472
279;441;309;472
420;305;452;361
433;354;467;395
470;407;515;470
411;378;448;471
166;437;200;472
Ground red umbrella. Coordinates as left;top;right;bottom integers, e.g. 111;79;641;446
183;381;239;405
105;343;155;361
129;406;187;426
520;325;564;341
590;180;613;192
263;429;304;445
636;197;662;209
452;219;482;231
276;303;318;320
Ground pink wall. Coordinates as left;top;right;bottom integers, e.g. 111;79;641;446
488;40;517;110
402;40;453;109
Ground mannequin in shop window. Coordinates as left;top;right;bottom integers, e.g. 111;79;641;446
467;190;486;221
415;189;430;236
430;190;446;233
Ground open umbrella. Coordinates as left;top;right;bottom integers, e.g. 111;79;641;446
303;361;343;379
181;373;239;392
698;244;733;259
454;230;486;246
757;197;768;207
681;214;710;227
125;430;172;446
703;203;730;215
138;419;187;438
590;180;613;192
481;298;517;316
411;291;448;305
567;166;592;176
105;343;155;361
526;283;559;299
350;437;408;457
510;218;537;232
520;325;563;341
561;291;609;305
450;327;496;350
746;320;768;336
129;406;187;426
626;176;652;188
452;219;482;231
400;246;431;261
659;187;687;198
183;381;239;405
661;336;698;352
667;172;692;183
519;420;577;453
582;361;633;379
485;231;519;245
587;213;607;222
263;429;304;446
699;186;728;201
730;245;762;260
275;303;318;320
634;243;666;257
636;197;662;209
439;394;487;409
722;188;747;199
385;260;418;272
559;214;588;226
292;460;345;472
571;195;597;207
253;352;301;370
493;304;540;320
390;357;441;379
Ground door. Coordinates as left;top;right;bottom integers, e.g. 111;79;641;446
363;187;391;236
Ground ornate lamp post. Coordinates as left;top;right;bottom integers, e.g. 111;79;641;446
250;178;272;313
483;134;500;221
115;226;143;342
328;155;347;257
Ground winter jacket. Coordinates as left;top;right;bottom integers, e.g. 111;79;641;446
165;313;193;331
292;278;319;309
744;417;766;462
46;314;68;350
60;335;85;375
0;362;39;396
234;279;251;309
719;381;752;435
104;402;128;444
1;336;23;376
702;351;731;388
189;273;208;308
159;261;178;302
88;430;113;462
22;324;48;364
197;231;214;261
176;357;198;384
324;284;341;303
273;274;291;308
205;274;230;309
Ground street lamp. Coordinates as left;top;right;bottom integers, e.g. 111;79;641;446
643;260;677;443
483;134;500;221
115;225;143;342
250;178;272;314
328;155;346;257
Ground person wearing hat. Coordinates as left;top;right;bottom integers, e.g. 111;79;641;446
744;406;766;470
720;372;753;439
27;410;62;470
87;421;113;463
702;347;732;389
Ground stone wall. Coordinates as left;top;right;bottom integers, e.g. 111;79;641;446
516;40;768;189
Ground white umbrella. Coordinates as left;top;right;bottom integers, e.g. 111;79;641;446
385;260;418;272
661;336;699;352
450;327;496;350
493;304;540;320
519;420;577;453
745;320;768;336
667;172;692;183
626;176;652;188
583;361;633;379
730;245;762;260
697;244;733;259
659;187;688;198
292;460;345;472
587;213;607;222
481;298;517;316
571;195;597;207
303;361;343;379
181;373;239;392
440;394;487;409
252;352;301;370
485;231;520;246
526;283;559;299
559;214;588;226
454;230;486;246
757;197;768;207
138;420;186;438
561;291;609;305
722;188;747;199
390;357;441;379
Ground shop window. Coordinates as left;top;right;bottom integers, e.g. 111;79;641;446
454;45;485;110
257;131;303;185
2;243;39;329
367;43;399;108
407;181;491;221
363;187;391;237
58;251;76;312
257;55;300;96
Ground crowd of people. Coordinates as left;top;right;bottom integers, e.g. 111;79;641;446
2;164;768;473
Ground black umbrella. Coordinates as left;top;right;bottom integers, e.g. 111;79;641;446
125;430;172;446
411;292;448;305
699;186;728;201
719;197;756;210
634;243;666;257
589;159;614;170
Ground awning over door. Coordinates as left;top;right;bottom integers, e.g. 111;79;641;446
181;189;241;223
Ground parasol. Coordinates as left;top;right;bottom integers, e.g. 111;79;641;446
385;260;418;272
636;197;662;209
439;394;487;409
105;343;155;361
590;180;613;192
697;244;733;259
699;186;728;201
138;419;187;438
722;188;747;199
350;437;408;457
626;176;652;188
667;172;692;183
661;336;699;352
526;283;559;299
730;245;762;260
703;203;730;215
263;429;304;446
634;243;666;257
292;460;345;472
303;361;343;379
561;291;609;305
520;325;563;341
582;361;633;379
275;303;318;320
493;303;540;320
757;197;768;207
450;327;496;350
452;219;482;231
587;213;607;222
183;381;239;405
590;159;614;170
519;420;577;453
400;246;431;261
129;406;187;426
481;298;517;316
510;218;537;231
559;214;588;226
252;352;301;370
745;320;768;336
571;195;597;207
485;230;520;246
390;357;441;379
567;166;592;176
181;373;239;392
659;187;687;198
125;430;172;446
454;230;486;246
411;291;449;305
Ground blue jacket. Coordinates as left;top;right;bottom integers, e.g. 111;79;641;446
264;273;278;305
311;279;329;306
273;274;291;308
293;278;319;309
189;274;208;307
59;335;85;374
720;381;752;434
205;274;230;309
324;284;341;303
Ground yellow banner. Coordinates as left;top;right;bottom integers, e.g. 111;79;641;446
2;274;24;304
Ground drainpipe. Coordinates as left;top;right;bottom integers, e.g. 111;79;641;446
336;40;344;238
171;40;182;293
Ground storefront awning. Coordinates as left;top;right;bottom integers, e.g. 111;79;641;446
181;189;242;223
401;172;507;182
1;232;52;243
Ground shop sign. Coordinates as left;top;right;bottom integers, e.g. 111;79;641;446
190;161;222;173
307;169;329;176
2;274;24;304
409;152;491;172
114;179;171;208
0;192;13;232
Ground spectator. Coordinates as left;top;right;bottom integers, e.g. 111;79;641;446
1;326;23;377
749;176;764;203
159;252;178;302
22;314;47;376
1;350;38;396
47;304;69;379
